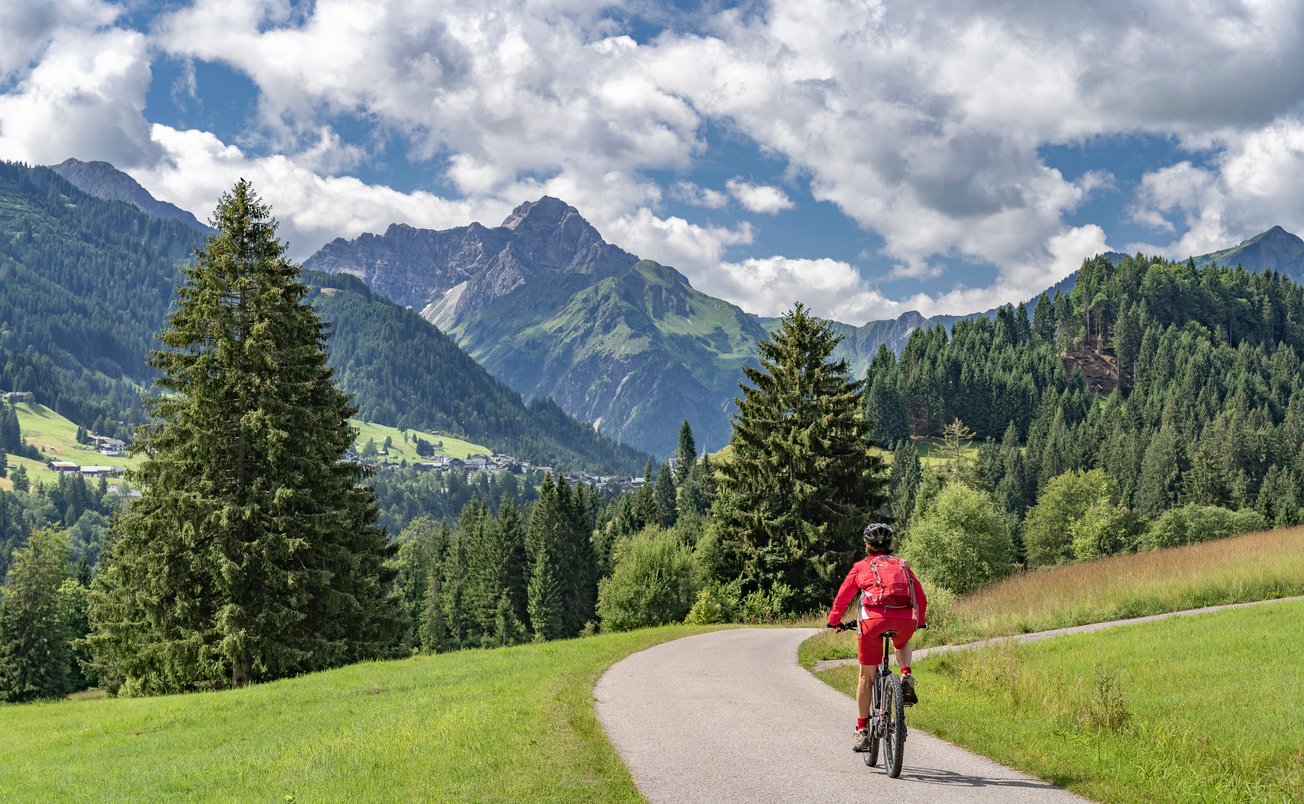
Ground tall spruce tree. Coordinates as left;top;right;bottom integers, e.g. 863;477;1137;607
0;529;72;702
86;182;400;693
497;500;529;627
711;303;888;611
674;421;698;483
419;567;446;653
527;545;564;642
652;463;678;527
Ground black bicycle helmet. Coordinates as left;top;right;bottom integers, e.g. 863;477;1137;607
862;522;894;552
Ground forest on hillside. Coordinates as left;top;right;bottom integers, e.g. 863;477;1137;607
870;254;1304;519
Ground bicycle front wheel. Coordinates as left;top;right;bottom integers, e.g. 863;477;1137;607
881;674;906;778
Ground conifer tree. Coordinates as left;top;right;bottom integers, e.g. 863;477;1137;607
492;591;526;646
711;303;888;612
0;445;6;479
0;529;71;702
527;546;564;642
674;421;698;483
418;567;446;653
0;404;19;454
497;500;529;626
394;517;446;651
10;466;27;493
86;181;400;693
653;463;678;527
888;440;922;529
1136;424;1184;518
555;478;597;635
676;454;715;525
461;496;502;638
940;418;976;484
441;517;470;647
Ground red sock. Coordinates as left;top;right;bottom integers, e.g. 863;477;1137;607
901;666;911;675
856;717;869;730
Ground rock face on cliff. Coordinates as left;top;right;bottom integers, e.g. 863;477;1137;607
305;198;767;458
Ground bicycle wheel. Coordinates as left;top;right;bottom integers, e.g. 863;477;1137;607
881;674;906;778
865;729;879;767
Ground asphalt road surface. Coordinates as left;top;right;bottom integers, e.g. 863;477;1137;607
595;628;1089;803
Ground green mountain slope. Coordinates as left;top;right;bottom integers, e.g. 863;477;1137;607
1193;224;1304;282
308;271;648;472
0;160;646;472
452;260;768;457
308;201;769;458
0;161;200;436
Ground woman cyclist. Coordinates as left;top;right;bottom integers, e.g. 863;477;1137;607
826;523;927;752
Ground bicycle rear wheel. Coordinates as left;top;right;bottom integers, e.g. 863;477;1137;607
881;674;906;778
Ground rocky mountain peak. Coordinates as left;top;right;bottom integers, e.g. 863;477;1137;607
47;158;209;233
501;195;574;231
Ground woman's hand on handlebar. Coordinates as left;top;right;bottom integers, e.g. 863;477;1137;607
829;621;857;632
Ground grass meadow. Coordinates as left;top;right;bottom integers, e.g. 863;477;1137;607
817;598;1304;802
0;624;717;802
349;419;490;462
801;526;1304;666
0;403;493;491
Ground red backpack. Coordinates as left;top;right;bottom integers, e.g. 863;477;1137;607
860;556;915;610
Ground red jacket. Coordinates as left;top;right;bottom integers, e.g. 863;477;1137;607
827;554;927;626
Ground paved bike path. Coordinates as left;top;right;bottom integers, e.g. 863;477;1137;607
595;627;1088;803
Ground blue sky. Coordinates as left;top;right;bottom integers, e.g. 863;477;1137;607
3;1;1304;323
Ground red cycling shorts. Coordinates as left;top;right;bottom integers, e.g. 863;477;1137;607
857;613;916;665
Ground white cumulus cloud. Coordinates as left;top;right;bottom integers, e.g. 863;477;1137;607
725;178;793;214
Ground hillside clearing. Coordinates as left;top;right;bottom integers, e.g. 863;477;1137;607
0;625;718;802
817;598;1304;802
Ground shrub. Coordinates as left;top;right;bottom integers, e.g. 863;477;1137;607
1144;504;1267;550
684;579;742;625
597;527;701;632
1023;469;1120;566
736;582;794;623
903;482;1012;595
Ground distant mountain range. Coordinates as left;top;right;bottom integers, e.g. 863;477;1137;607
46;157;1304;459
307;198;768;457
3;160;647;473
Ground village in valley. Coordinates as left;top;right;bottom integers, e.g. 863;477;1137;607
4;391;648;495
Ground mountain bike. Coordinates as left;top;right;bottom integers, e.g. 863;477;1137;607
836;623;907;778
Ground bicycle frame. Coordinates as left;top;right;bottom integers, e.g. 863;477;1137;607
870;631;894;737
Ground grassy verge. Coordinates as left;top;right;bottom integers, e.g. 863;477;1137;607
816;598;1303;802
802;526;1304;665
0;624;717;801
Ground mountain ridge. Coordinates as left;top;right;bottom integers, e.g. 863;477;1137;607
47;158;210;233
0;160;646;473
305;190;1304;456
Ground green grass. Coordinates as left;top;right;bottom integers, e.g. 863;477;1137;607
0;404;492;490
3;402;143;488
350;419;490;461
801;526;1304;665
0;624;719;802
817;599;1304;802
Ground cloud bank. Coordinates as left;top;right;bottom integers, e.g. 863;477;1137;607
1;0;1303;323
